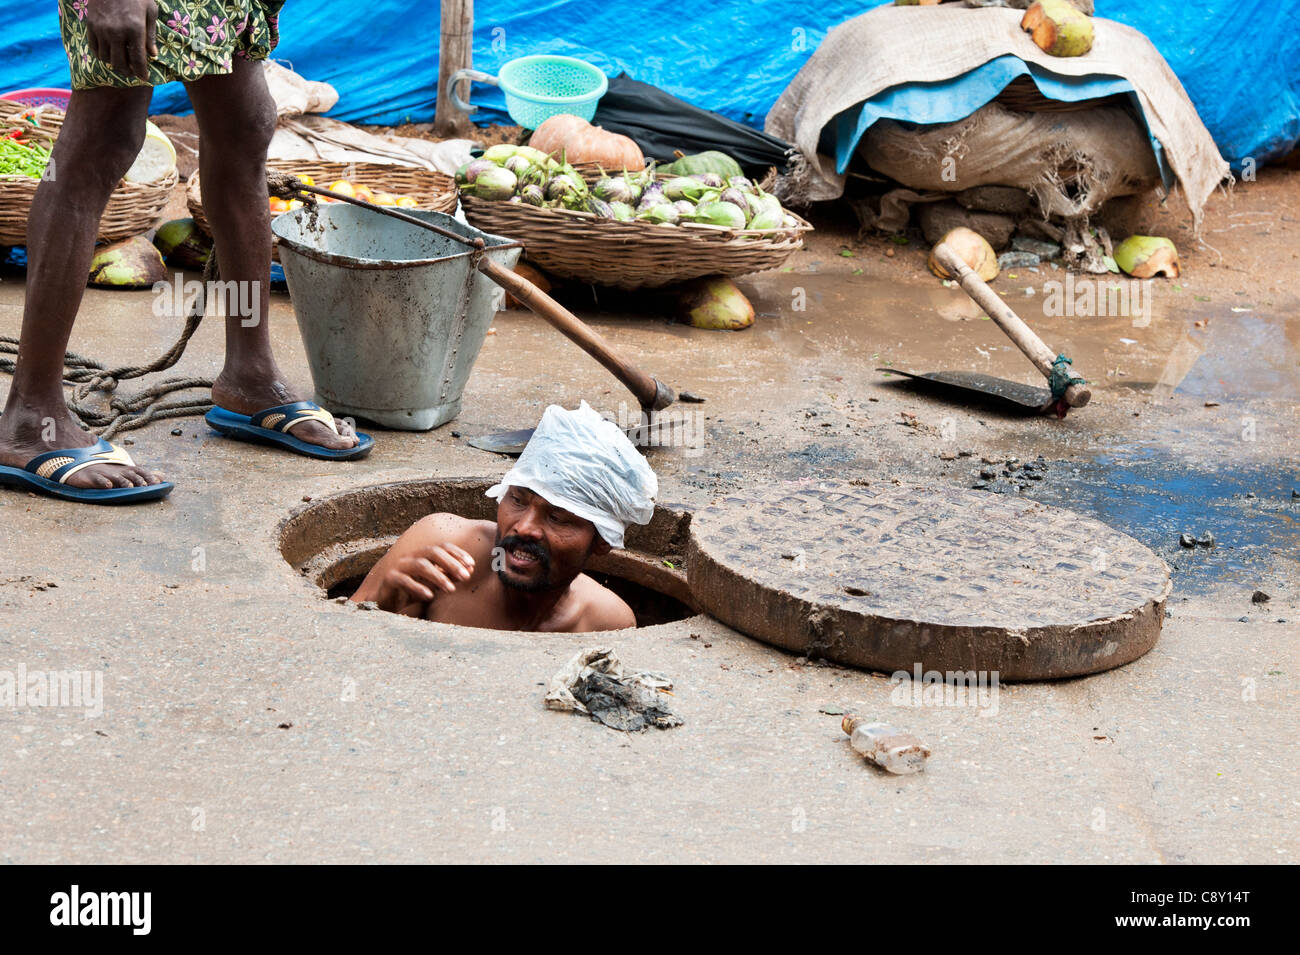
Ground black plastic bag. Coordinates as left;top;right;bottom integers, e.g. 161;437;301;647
592;74;794;174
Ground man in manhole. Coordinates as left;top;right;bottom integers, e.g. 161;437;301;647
351;403;657;632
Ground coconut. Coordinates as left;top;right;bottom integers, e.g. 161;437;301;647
88;236;169;288
676;277;755;330
1021;0;1094;57
152;218;212;270
1113;235;1180;278
928;227;999;282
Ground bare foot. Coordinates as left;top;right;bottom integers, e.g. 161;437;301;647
0;397;163;489
211;370;359;451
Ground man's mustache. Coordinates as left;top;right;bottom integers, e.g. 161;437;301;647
499;535;551;569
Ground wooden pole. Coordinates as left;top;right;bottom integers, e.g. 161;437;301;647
434;0;474;138
933;242;1092;408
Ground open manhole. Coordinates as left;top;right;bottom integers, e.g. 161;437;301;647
279;477;699;629
686;481;1172;681
281;477;1170;679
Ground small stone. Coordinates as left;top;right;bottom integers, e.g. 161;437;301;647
957;449;974;458
1197;532;1216;547
357;601;380;612
972;481;990;490
998;251;1041;271
938;451;957;461
1245;492;1256;499
1025;472;1044;481
1292;489;1299;498
1238;617;1250;623
450;431;462;438
302;495;312;502
1011;235;1062;260
170;428;183;436
1251;590;1270;604
956;185;1033;217
1179;534;1196;548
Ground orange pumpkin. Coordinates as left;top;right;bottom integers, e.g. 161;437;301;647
529;113;644;170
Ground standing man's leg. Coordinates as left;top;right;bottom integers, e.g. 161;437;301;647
0;86;163;489
185;57;357;451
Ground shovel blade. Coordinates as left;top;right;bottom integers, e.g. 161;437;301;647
877;368;1052;412
466;428;536;455
466;421;660;456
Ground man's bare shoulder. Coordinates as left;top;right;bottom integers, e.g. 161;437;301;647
572;573;636;632
409;513;496;554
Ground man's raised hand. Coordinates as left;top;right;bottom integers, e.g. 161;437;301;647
372;543;476;609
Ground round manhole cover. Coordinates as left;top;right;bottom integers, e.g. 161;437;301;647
686;482;1171;680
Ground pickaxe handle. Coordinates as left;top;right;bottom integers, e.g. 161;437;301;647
933;242;1091;409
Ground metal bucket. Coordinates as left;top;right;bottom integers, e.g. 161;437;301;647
272;204;521;430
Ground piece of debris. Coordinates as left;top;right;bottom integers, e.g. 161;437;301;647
1197;531;1216;547
544;646;682;732
1251;590;1271;604
1179;533;1196;548
842;714;930;775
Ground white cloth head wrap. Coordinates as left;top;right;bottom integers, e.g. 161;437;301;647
485;402;657;548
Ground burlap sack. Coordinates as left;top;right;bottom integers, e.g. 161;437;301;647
766;4;1228;230
861;101;1161;220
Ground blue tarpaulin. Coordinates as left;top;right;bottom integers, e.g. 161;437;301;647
1;1;1296;167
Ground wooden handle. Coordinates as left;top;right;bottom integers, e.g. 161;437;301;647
933;243;1091;408
477;257;675;411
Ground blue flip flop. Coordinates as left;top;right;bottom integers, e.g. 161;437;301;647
205;400;374;460
0;438;173;504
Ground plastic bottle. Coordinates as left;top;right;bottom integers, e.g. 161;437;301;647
842;714;931;775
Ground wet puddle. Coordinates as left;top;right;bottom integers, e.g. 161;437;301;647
1025;448;1298;596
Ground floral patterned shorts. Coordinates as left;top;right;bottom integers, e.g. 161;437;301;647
57;1;286;89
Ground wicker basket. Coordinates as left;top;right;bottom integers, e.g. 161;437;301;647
187;159;458;236
0;101;176;246
460;174;811;289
